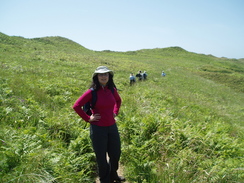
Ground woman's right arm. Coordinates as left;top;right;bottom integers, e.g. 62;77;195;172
73;90;92;122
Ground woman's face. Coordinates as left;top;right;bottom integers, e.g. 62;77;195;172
97;73;109;86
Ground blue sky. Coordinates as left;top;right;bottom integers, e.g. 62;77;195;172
1;0;243;58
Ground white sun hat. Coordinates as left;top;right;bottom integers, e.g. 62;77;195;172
92;66;114;77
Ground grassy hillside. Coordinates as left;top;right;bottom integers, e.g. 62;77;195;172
1;32;244;183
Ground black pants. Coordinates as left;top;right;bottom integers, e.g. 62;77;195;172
90;123;121;183
130;79;135;86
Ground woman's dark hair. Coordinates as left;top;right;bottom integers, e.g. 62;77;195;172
90;73;116;91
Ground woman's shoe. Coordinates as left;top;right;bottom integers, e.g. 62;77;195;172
114;176;126;182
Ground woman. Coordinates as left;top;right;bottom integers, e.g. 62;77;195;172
73;66;125;183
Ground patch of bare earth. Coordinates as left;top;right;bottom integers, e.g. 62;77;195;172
95;156;128;183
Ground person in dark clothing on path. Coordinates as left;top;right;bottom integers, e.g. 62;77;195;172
143;71;147;80
136;70;143;81
73;66;125;183
129;73;136;86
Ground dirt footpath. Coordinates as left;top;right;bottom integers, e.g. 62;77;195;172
95;162;128;183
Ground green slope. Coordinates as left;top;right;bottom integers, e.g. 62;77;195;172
1;33;244;182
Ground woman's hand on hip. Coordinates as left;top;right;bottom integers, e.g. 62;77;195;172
89;113;101;122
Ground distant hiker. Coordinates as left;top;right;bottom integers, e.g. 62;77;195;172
143;71;147;80
129;73;136;86
136;70;143;81
162;71;166;77
73;66;125;183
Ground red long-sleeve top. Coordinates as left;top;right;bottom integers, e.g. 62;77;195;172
73;86;121;126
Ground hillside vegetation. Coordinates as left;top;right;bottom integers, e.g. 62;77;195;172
0;32;244;183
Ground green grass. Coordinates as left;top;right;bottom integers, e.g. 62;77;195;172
1;32;244;182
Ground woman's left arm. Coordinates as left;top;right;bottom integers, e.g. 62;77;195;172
113;89;122;115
